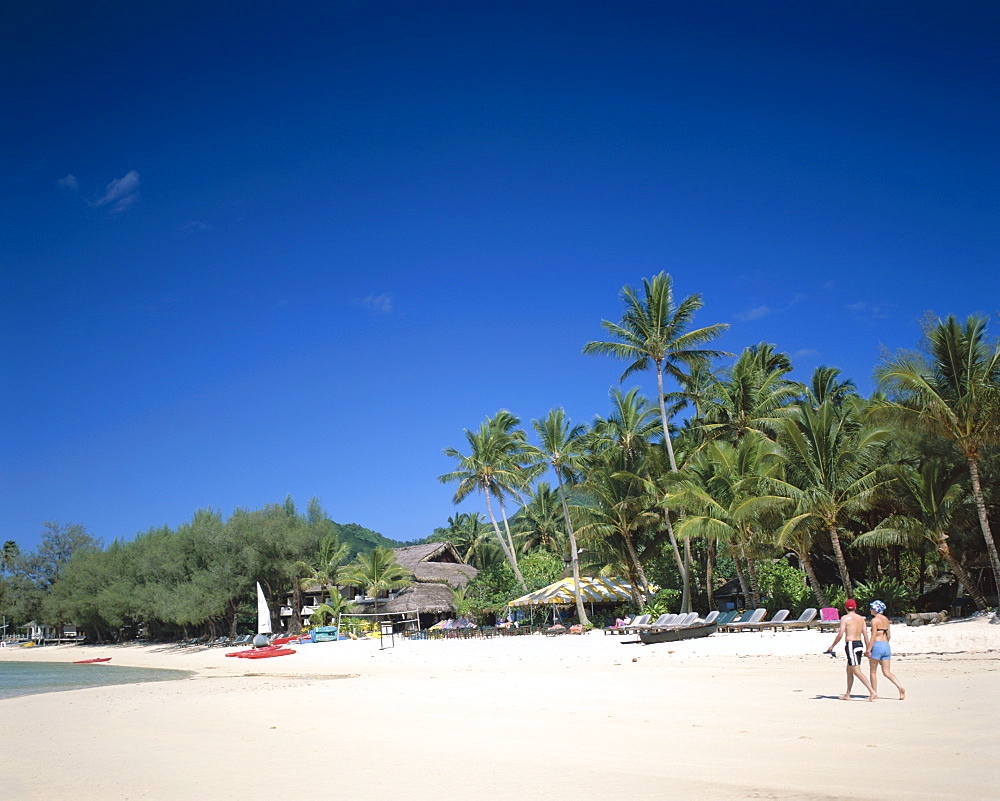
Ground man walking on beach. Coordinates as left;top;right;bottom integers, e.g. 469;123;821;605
825;599;878;701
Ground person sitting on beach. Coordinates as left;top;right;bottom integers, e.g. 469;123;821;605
614;616;628;627
866;600;906;700
825;599;878;701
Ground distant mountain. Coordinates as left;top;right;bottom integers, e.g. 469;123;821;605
331;522;414;556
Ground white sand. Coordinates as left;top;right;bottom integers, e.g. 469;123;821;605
1;616;997;800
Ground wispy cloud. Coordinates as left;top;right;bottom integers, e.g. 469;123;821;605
846;301;890;321
792;348;821;361
359;293;393;313
91;170;140;213
56;174;79;191
734;305;771;322
181;220;211;233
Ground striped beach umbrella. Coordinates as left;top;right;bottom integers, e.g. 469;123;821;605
508;577;647;607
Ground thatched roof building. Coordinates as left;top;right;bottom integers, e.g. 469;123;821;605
383;542;477;618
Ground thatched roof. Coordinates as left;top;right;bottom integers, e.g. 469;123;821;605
392;542;477;588
383;583;456;614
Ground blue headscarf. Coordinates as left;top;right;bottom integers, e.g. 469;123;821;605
870;600;886;614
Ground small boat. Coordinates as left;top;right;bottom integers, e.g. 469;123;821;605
637;622;718;644
240;648;295;659
73;657;112;663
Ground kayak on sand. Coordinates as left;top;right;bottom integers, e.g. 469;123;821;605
73;657;112;663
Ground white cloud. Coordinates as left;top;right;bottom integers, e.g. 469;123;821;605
846;301;890;320
359;294;393;313
91;170;140;213
56;174;79;191
792;348;821;361
182;220;211;233
734;305;771;322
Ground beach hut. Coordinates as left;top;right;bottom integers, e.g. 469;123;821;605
381;542;478;629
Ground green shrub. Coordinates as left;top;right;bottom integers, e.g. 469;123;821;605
853;578;915;615
643;588;681;616
755;560;811;614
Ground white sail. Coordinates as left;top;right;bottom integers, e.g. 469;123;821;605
256;582;272;635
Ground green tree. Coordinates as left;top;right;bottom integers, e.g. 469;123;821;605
440;410;536;590
854;460;989;611
875;314;1000;594
430;513;504;570
340;546;413;613
528;408;591;626
775;400;893;597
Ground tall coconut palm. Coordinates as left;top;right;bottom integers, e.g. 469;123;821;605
340;546;413;614
514;482;568;556
583;271;730;472
775;399;893;597
806;365;859;408
698;343;800;444
440;410;535;590
584;274;729;612
528;408;590;626
874;315;1000;594
853;460;989;611
668;435;787;609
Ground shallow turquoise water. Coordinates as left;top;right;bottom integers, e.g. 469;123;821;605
0;660;192;700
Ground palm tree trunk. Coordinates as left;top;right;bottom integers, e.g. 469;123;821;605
621;530;650;606
656;364;691;607
741;543;761;609
555;472;590;627
733;554;751;609
484;492;527;591
937;533;989;611
683;538;692;612
799;550;829;608
706;539;716;610
827;523;853;596
967;456;1000;596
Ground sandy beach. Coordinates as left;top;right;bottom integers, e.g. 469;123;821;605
1;617;997;801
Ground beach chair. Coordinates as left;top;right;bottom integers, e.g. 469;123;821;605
621;614;651;633
746;609;790;631
720;608;767;632
700;610;720;626
774;608;817;630
712;611;737;628
810;607;842;632
632;613;676;630
603;616;635;635
671;612;700;627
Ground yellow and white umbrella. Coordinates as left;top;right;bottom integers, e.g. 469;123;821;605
508;577;647;607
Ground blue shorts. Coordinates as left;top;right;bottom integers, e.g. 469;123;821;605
869;641;891;661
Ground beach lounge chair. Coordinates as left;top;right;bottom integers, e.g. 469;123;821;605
720;608;767;632
633;613;677;630
671;612;699;627
700;610;720;625
774;608;817;630
717;609;753;631
810;607;842;632
603;616;635;635
712;611;738;628
746;609;790;631
621;614;651;633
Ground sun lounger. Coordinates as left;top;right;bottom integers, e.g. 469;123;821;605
700;610;720;625
621;614;651;633
773;608;817;629
745;609;789;631
632;613;677;630
720;608;767;632
712;611;737;628
603;616;636;635
809;607;842;632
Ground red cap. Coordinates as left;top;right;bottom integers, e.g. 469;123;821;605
845;599;857;610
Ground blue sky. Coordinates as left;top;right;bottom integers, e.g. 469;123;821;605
3;1;998;553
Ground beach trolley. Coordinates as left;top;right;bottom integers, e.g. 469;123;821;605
312;625;339;642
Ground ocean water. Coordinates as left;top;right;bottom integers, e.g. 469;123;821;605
0;661;192;700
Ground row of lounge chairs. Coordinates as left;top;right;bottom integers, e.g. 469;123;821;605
604;607;844;635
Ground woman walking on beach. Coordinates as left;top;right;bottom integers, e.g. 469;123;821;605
866;600;906;700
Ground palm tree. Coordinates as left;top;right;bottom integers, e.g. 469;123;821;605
774;399;893;596
295;534;350;627
874;314;1000;594
583;271;730;472
669;436;787;609
430;513;503;570
528;408;590;626
340;547;413;614
514;482;568;556
806;365;859;407
697;343;800;443
854;460;989;611
440;411;535;590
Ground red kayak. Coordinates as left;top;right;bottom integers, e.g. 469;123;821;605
73;657;112;663
271;636;299;646
241;648;295;659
